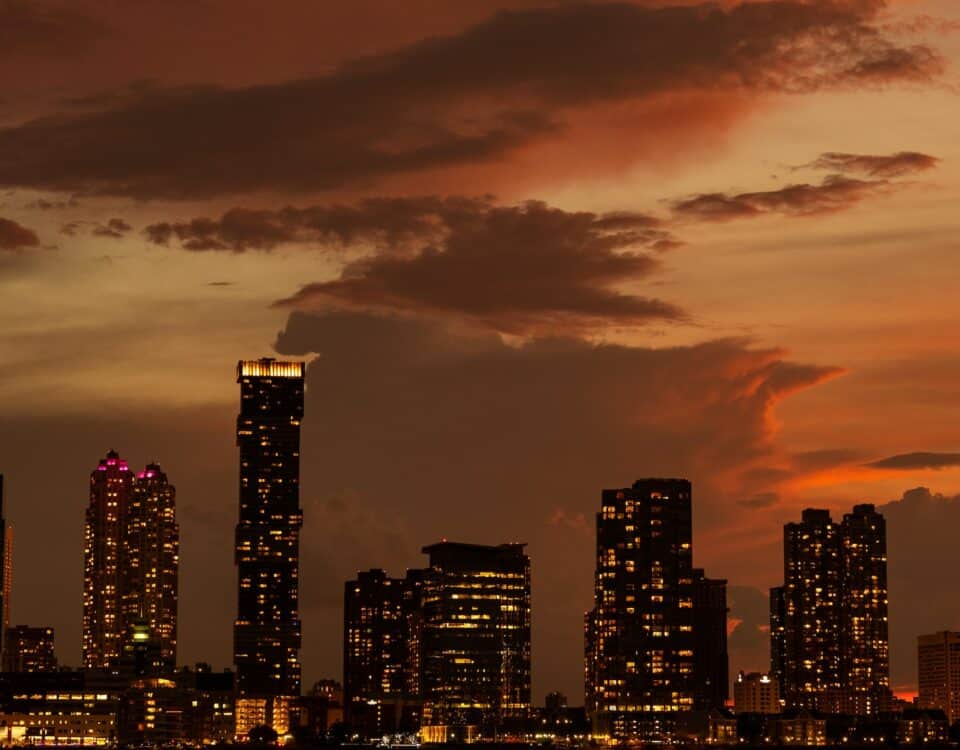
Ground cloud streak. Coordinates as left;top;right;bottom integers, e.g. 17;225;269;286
866;452;960;471
0;1;942;198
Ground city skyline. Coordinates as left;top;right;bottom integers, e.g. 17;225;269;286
2;0;960;713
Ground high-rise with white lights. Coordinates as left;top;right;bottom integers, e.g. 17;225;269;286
234;358;305;732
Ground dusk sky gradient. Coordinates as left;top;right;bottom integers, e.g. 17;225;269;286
1;0;960;703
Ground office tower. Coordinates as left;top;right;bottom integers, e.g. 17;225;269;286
585;479;696;740
234;359;305;719
840;504;889;715
917;631;960;724
769;586;786;697
419;542;531;741
343;569;412;734
83;451;134;668
692;569;728;711
733;672;780;714
3;626;57;672
122;464;179;672
774;505;889;715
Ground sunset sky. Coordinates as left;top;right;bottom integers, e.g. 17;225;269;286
2;0;960;702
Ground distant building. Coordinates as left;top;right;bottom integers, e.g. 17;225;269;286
918;631;960;723
83;453;179;673
83;451;135;668
773;505;889;714
123;463;179;672
586;479;728;741
0;671;123;746
692;570;728;711
343;569;418;735
234;358;305;733
2;627;56;673
418;542;531;741
733;671;780;714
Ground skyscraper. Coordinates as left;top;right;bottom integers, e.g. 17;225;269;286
234;359;305;715
83;451;134;668
840;504;889;715
419;542;531;741
585;479;697;741
343;569;418;735
917;631;960;723
773;505;889;715
122;464;179;671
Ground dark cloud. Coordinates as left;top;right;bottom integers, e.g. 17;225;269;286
144;197;507;252
0;1;941;198
267;200;682;335
866;451;960;471
271;309;840;695
738;491;780;509
0;0;104;60
26;196;80;210
672;175;894;221
810;151;940;178
92;218;133;238
0;216;40;251
206;281;235;287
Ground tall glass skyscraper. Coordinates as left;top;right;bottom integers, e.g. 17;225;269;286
234;359;305;715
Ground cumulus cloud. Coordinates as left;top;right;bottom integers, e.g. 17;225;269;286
0;216;40;251
809;151;939;178
273;309;841;692
267;201;682;335
0;1;941;198
92;218;133;238
866;451;960;470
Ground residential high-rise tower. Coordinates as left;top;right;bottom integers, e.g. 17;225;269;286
234;359;305;722
83;451;134;668
585;479;698;741
123;463;179;671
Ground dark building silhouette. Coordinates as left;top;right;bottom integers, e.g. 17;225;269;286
123;464;179;672
693;569;728;711
769;586;786;696
3;626;56;672
343;569;417;735
585;479;726;741
234;359;305;727
83;451;135;668
418;542;531;741
773;505;889;715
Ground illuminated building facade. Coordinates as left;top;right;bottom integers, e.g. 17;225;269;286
774;505;889;715
733;672;780;714
3;627;56;673
123;464;179;672
692;570;728;711
234;359;305;726
840;504;889;715
83;451;134;669
418;542;531;740
917;631;960;723
343;569;418;735
584;479;698;740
